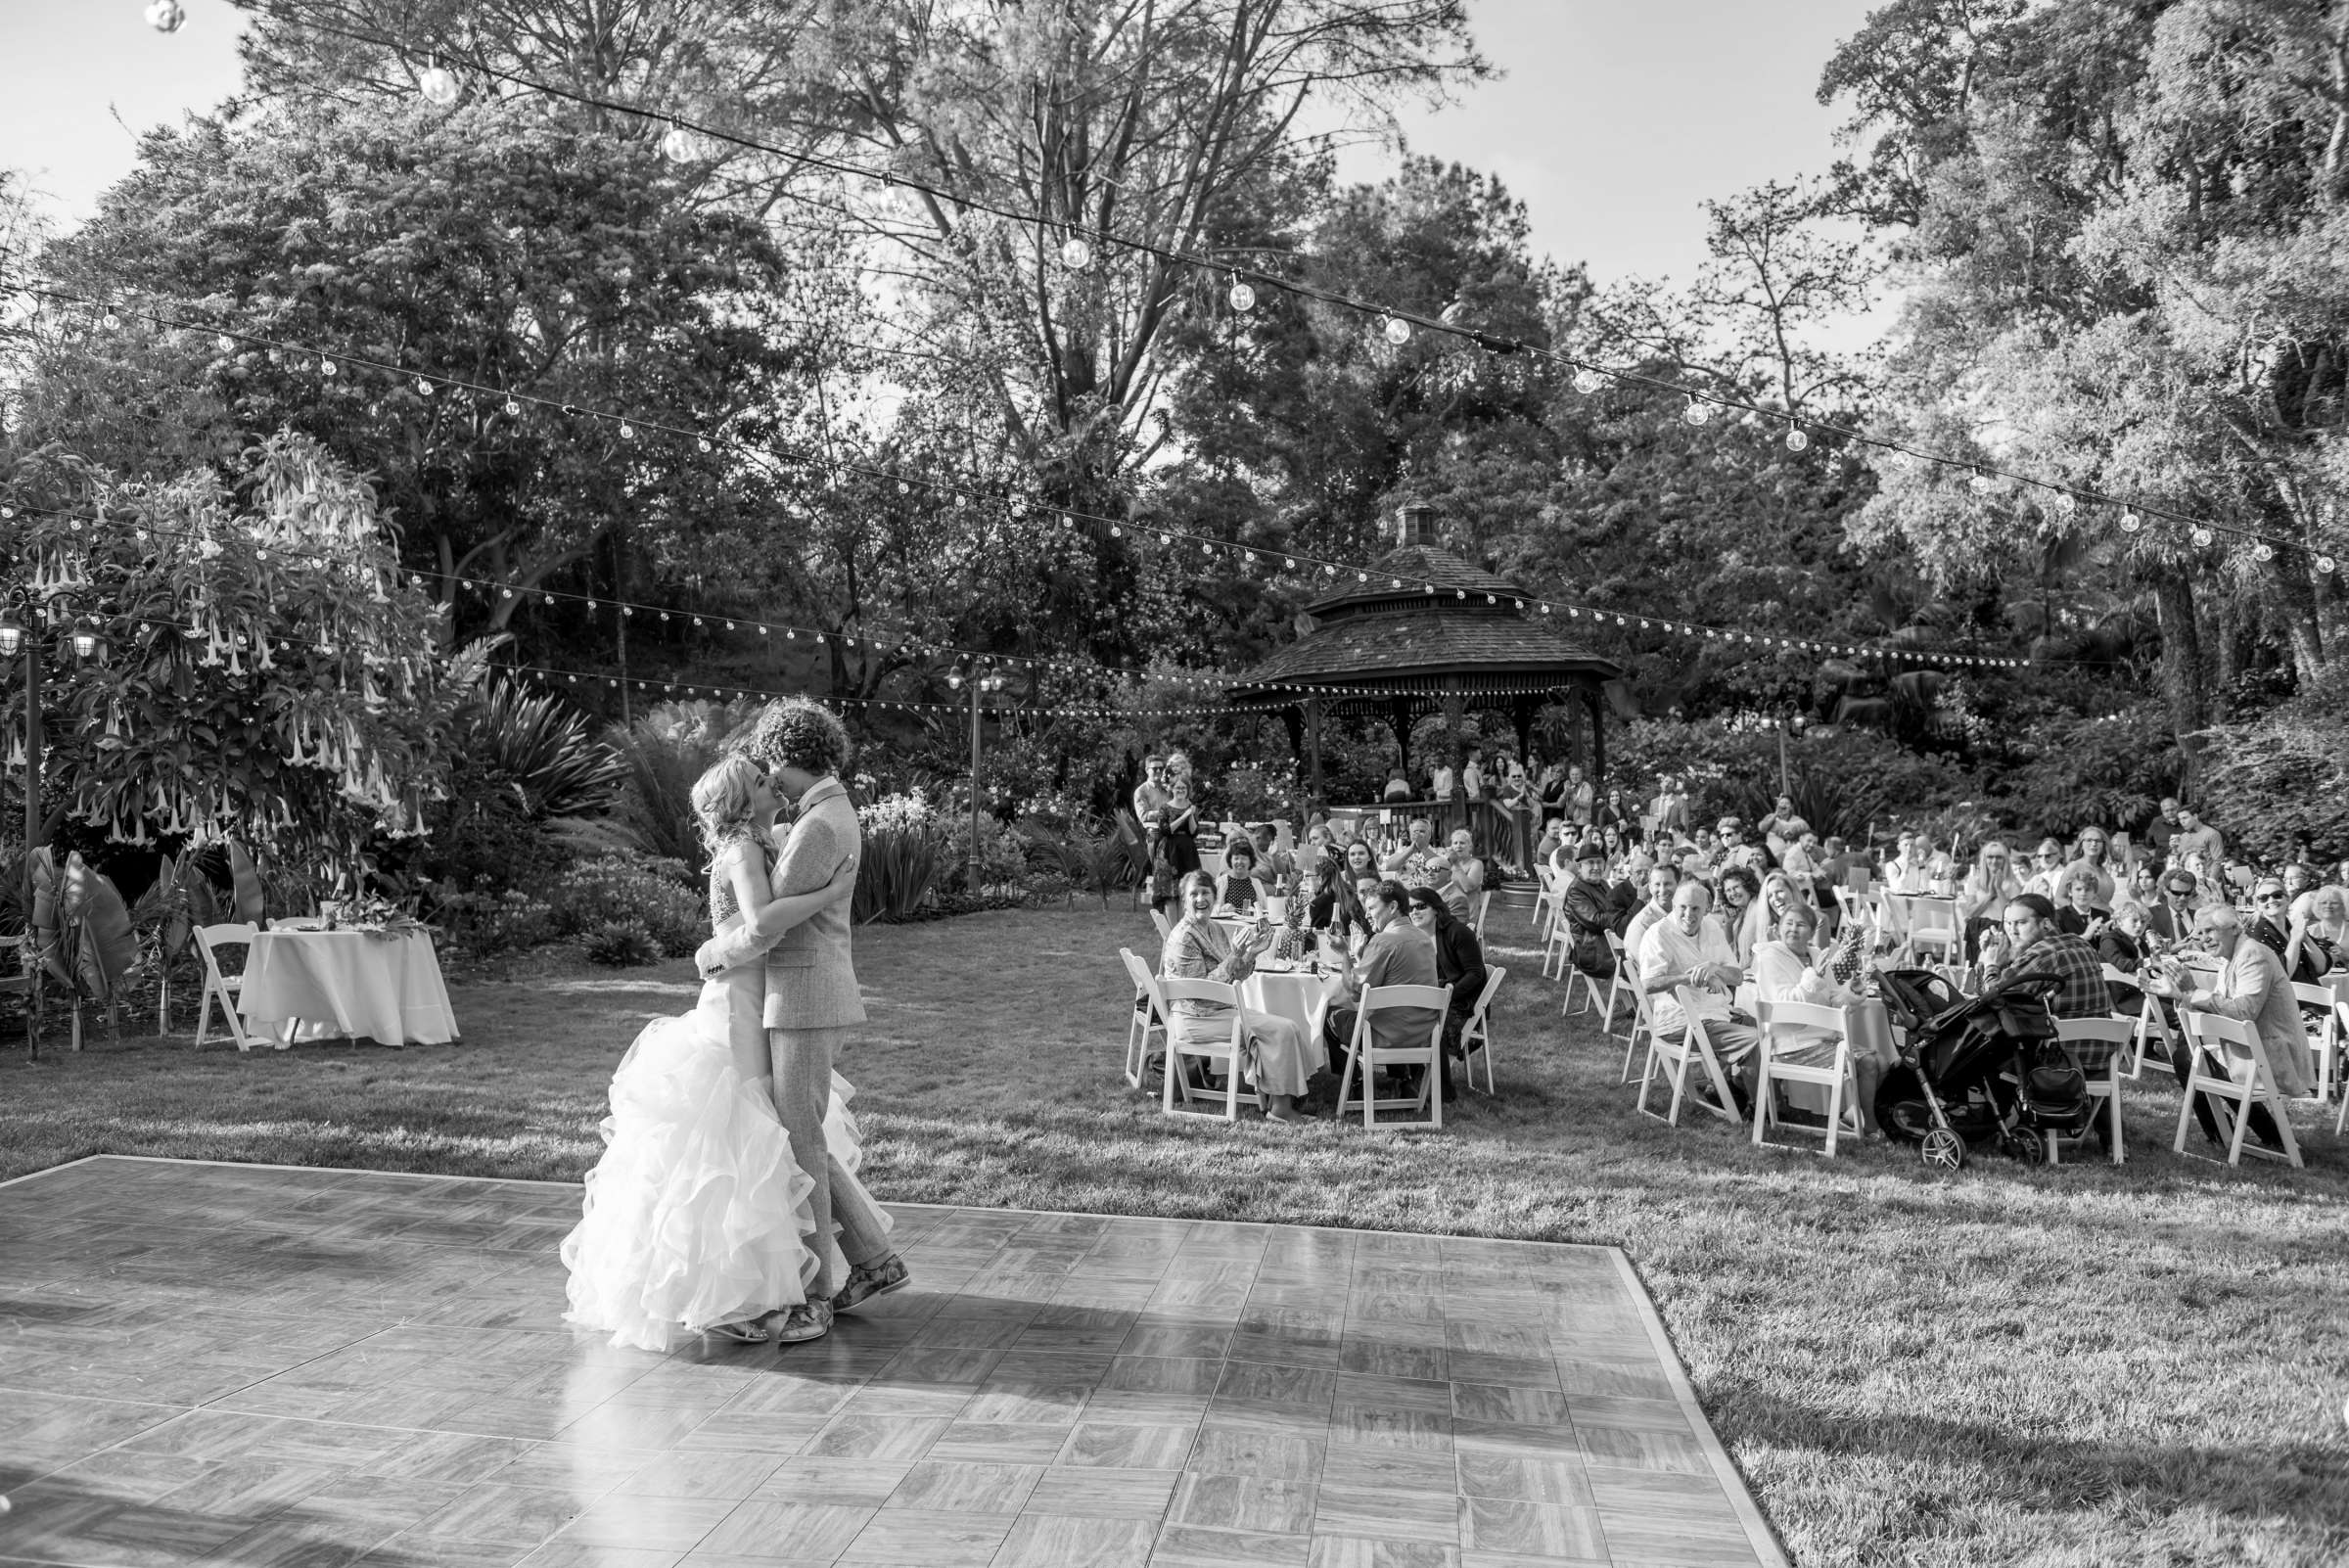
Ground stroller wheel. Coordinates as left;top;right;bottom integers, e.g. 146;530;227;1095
2004;1129;2049;1165
1920;1128;1966;1173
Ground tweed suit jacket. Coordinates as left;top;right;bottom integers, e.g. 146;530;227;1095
698;776;866;1029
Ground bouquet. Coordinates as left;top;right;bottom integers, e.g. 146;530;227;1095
329;893;434;942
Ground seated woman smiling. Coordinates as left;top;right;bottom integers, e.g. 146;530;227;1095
1214;840;1268;916
1160;871;1323;1124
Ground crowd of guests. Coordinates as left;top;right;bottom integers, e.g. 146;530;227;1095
1548;785;2339;1146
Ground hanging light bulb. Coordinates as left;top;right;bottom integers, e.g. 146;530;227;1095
1061;235;1093;271
660;124;705;161
2318;554;2338;575
2190;526;2214;548
697;438;712;453
418;66;461;106
415;378;434;396
145;0;186;32
102;311;121;330
1785;427;1810;453
1381;315;1411;346
1228;278;1256;312
320;358;337;377
216;334;235;352
2050;490;2076;515
504;398;521;416
2119;511;2142;534
2253;540;2276;562
1968;473;1992;494
1572;368;1604;395
1682;398;1712;426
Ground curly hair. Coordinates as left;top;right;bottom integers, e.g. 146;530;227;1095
744;696;852;776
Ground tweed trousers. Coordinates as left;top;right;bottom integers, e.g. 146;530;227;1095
769;1025;892;1299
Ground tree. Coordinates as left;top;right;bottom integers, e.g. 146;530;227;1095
0;433;475;875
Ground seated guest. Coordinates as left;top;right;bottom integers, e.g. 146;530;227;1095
1446;828;1487;898
1717;865;1765;968
1561;839;1619;979
2100;902;2149;1013
1214;840;1268;915
2283;860;2321;923
2113;862;2160;919
1160;872;1321;1124
1638;882;1758;1097
2175;902;2314;1105
2250;877;2332;987
2023;838;2067;900
1250;824;1295;885
1979;895;2126;1083
1406;887;1488;1078
1626;863;1680;956
2301;885;2349;972
1759;796;1811;858
1883;831;1926;893
2053;868;2109;939
1313;842;1378;946
2144;869;2202;946
1751;899;1885;1136
2061;827;2118;907
1758;870;1810;947
1958;842;2024;957
1322;878;1446;1096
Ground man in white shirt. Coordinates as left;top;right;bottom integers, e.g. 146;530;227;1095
1625;863;1681;957
1428;761;1453;802
1638;882;1758;1085
1882;832;1924;894
2173;808;2225;867
1460;748;1485;802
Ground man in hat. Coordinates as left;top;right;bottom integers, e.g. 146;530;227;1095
1562;837;1619;981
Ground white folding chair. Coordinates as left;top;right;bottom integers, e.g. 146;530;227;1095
1159;977;1259;1122
1459;967;1506;1094
1619;975;1660;1084
2052;1017;2134;1166
2289;982;2340;1103
2174;1009;2303;1169
1333;982;1452;1130
1900;897;1961;966
1751;999;1859;1158
2103;964;2170;1078
1471;891;1492;942
193;922;258;1052
1635;987;1740;1127
1541;888;1574;981
1119;947;1168;1089
1149;908;1173;942
1532;866;1563;943
1597;930;1636;1038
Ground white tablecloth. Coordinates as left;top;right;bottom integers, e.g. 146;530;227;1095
241;929;460;1046
1240;969;1332;1043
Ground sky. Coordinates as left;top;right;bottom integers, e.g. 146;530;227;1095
2;0;1884;294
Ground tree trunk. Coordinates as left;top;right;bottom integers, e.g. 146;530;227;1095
2150;568;2206;781
2275;558;2328;687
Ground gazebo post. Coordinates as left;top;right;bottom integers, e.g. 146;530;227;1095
1388;696;1415;783
1303;697;1325;813
1586;682;1607;800
1510;696;1538;767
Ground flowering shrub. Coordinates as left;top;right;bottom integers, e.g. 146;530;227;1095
858;789;942;839
438;889;558;956
940;815;1031;894
551;852;704;956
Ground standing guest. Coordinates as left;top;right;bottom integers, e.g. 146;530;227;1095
1133;756;1174;864
1384;816;1446;888
2173;807;2225;866
1163;774;1201;878
1162;872;1320;1125
2144;797;2184;862
1406;887;1488;1092
2054;869;2110;940
1382;766;1411;803
1535;761;1568;824
1461;747;1486;807
1566;764;1595;829
1311;845;1375;947
1214;840;1268;915
693;700;905;1344
1650;774;1690;839
2060;828;2118;907
1498;765;1539;875
1626;863;1681;956
1638;882;1758;1094
2144;869;2202;946
1439;847;1483;925
1595;786;1630;835
2176;902;2315;1101
1322;878;1445;1096
1446;827;1487;895
1752;899;1887;1136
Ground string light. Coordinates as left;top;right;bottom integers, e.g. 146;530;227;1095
1380;315;1411;346
2190;526;2214;548
1572;369;1604;395
145;0;186;32
417;66;460;106
1784;427;1809;453
659;125;704;161
2119;511;2142;534
1682;398;1712;427
1060;235;1093;272
1228;278;1256;313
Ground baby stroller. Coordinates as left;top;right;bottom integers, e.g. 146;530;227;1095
1872;967;2094;1172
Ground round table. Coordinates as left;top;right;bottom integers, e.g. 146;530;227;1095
1240;967;1333;1042
240;928;461;1046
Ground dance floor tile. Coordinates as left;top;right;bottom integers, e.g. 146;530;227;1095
0;1158;1778;1568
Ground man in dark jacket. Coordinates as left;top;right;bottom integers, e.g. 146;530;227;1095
1406;888;1487;1099
1562;838;1617;979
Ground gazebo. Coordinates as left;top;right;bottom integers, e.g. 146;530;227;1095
1226;504;1626;809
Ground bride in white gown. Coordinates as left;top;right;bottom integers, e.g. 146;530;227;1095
562;755;888;1350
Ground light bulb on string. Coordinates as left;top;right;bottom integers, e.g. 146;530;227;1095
503;398;521;416
145;0;186;31
1228;278;1256;312
102;311;120;330
319;358;337;377
1682;398;1712;426
1060;235;1093;272
1785;427;1810;452
2190;526;2214;548
2119;511;2142;534
2319;554;2338;575
660;124;705;162
418;67;461;106
1572;368;1604;394
1968;473;1993;494
697;438;712;453
2253;541;2276;562
415;378;433;396
1380;315;1412;346
620;423;635;440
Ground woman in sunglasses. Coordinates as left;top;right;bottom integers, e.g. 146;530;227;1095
2250;878;2333;988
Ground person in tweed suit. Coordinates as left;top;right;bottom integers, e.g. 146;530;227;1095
696;698;906;1344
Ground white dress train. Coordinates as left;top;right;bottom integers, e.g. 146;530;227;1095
561;868;888;1351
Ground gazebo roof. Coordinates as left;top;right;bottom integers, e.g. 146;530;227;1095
1227;605;1619;698
1304;543;1528;618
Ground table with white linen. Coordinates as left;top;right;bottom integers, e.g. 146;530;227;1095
240;928;460;1046
1239;965;1334;1044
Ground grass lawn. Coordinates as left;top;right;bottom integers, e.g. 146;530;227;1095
3;904;2346;1565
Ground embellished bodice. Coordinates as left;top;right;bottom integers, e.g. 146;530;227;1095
708;836;760;925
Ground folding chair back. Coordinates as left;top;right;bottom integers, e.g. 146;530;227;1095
1902;896;1961;962
194;923;258;1052
1619;971;1660;1084
1157;975;1258;1122
2102;963;2170;1077
2052;1017;2135;1165
1150;907;1173;942
1119;947;1170;1089
2174;1009;2303;1169
1752;999;1858;1156
1635;986;1740;1127
1471;891;1492;941
2289;981;2341;1104
1460;967;1506;1094
1597;929;1635;1038
1334;982;1452;1130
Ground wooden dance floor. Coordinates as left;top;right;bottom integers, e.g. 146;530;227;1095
0;1157;1781;1567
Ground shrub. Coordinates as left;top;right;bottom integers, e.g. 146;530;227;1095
551;852;705;956
441;889;559;956
939;809;1031;894
455;676;626;819
582;919;662;967
604;698;762;864
853;825;942;924
2199;684;2349;861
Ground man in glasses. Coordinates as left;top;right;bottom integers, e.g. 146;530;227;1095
2145;869;2202;946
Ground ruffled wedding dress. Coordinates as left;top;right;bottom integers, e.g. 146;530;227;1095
561;859;886;1351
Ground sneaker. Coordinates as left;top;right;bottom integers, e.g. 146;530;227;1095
770;1301;833;1344
830;1254;911;1314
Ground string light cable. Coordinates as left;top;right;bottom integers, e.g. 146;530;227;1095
6;282;2037;674
195;5;2348;576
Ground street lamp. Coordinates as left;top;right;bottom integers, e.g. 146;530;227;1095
948;664;1008;891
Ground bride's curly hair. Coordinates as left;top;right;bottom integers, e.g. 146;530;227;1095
745;696;852;776
691;755;765;860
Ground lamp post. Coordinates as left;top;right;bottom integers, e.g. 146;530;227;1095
945;664;1007;892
